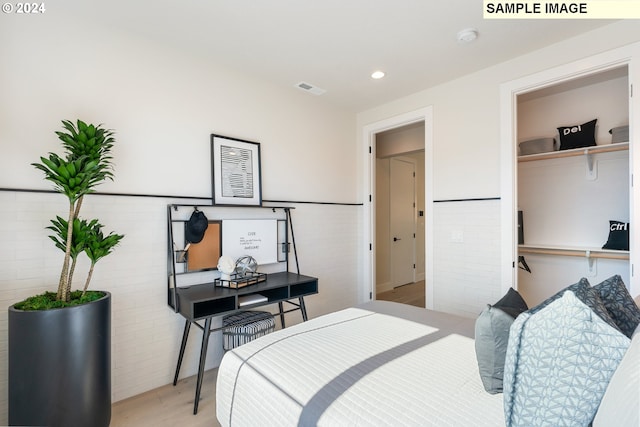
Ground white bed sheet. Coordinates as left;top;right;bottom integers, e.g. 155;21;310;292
216;301;504;426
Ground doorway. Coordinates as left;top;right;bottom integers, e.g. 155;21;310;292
374;123;425;307
361;106;434;309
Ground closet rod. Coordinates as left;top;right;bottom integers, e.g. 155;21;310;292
519;246;629;260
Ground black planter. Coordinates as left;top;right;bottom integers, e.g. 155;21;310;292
9;292;111;427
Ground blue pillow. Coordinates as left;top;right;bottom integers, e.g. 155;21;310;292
503;291;630;427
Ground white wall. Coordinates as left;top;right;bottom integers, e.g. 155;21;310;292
358;20;640;317
0;10;359;423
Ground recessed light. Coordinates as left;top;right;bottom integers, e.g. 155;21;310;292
456;28;478;43
371;70;386;79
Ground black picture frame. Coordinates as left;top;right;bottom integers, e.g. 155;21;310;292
211;134;262;206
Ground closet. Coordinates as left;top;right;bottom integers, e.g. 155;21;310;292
515;66;630;305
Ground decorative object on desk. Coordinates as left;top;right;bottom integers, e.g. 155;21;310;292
9;119;124;427
602;220;629;251
211;134;262;206
236;255;258;276
557;118;597;150
217;255;236;280
185;209;208;244
214;271;267;289
214;255;263;289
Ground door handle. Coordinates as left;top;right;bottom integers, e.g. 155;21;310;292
393;237;401;241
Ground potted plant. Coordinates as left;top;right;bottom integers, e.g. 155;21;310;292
8;120;124;427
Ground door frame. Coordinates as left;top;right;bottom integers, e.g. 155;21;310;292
362;106;434;308
499;42;640;296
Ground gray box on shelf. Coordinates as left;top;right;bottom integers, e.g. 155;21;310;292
610;126;629;143
519;137;558;155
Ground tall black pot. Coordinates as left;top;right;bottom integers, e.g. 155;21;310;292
9;292;111;427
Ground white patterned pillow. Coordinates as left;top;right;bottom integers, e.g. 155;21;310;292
503;291;630;427
593;325;640;427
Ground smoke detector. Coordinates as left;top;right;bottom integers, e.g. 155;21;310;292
456;28;478;43
295;81;326;95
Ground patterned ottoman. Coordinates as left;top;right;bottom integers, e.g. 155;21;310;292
222;310;276;351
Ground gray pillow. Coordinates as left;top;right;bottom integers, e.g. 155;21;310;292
474;288;528;394
529;277;621;333
594;275;640;338
475;306;514;394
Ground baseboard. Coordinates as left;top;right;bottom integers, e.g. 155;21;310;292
376;281;393;294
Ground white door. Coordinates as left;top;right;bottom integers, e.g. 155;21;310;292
390;158;416;287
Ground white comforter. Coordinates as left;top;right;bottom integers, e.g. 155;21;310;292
216;301;504;426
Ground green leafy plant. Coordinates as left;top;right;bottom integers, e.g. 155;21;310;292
28;120;124;306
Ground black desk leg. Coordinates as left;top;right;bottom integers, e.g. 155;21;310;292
173;319;191;386
299;297;308;321
193;317;212;415
278;302;285;328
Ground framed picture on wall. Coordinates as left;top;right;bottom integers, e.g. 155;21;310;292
211;134;262;206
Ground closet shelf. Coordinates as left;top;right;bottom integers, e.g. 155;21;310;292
519;244;629;260
518;141;629;163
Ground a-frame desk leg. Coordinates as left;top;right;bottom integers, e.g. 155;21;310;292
173;319;191;386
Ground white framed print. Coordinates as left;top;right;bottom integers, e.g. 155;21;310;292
211;134;262;206
222;219;278;265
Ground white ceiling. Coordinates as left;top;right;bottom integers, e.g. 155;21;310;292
57;0;614;112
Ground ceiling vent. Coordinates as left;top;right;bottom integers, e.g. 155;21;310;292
295;81;326;96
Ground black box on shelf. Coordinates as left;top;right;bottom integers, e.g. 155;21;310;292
518;210;524;245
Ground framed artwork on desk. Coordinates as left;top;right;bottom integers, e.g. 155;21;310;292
211;134;262;206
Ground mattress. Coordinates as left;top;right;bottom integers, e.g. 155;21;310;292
216;300;504;426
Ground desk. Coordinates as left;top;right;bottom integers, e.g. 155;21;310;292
172;271;318;414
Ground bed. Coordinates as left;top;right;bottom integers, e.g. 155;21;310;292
216;300;504;426
217;288;640;427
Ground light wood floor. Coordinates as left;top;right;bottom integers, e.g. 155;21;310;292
376;280;425;308
111;369;222;427
112;282;425;426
